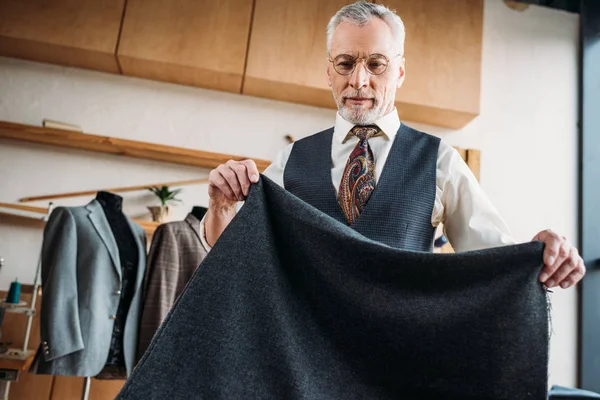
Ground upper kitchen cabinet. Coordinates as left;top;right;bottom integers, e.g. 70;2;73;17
380;0;484;128
243;0;355;109
244;0;483;129
0;0;125;73
117;0;254;93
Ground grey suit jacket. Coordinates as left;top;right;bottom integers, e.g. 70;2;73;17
136;213;207;361
29;199;146;377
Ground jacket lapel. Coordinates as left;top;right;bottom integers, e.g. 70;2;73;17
86;200;122;280
184;213;202;244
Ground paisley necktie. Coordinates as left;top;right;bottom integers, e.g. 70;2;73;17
338;125;379;225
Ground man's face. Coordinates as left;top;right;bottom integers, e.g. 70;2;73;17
327;18;405;125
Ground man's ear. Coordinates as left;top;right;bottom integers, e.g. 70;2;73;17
326;64;332;87
397;57;406;89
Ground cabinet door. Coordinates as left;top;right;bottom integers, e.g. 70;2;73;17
117;0;254;94
379;0;484;128
243;0;355;109
245;0;483;129
0;0;124;73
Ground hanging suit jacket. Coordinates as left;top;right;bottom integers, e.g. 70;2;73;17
136;213;207;361
29;200;146;377
118;177;549;400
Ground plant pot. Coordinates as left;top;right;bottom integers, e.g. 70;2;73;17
148;205;170;223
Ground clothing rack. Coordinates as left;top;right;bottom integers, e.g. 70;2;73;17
82;376;91;400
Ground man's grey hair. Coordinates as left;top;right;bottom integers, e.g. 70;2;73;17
326;1;405;56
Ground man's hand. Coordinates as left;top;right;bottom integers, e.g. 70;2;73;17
208;159;260;208
532;229;585;289
205;160;259;247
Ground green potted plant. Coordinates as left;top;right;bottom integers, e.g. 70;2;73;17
147;186;183;223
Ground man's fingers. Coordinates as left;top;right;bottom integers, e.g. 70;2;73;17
538;232;564;282
533;229;586;288
228;160;251;197
532;229;552;242
220;165;244;201
545;247;577;288
558;258;586;289
208;169;236;202
208;159;259;203
241;159;260;183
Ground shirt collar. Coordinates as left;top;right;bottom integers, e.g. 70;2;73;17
333;108;401;143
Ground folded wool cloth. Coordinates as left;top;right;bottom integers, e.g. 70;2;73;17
118;176;549;400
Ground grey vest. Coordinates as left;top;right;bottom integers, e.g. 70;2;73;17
283;124;439;251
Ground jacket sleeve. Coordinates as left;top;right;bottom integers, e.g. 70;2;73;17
40;207;84;361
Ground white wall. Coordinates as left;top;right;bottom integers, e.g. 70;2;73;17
0;0;579;387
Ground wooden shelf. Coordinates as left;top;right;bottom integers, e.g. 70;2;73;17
19;178;209;203
0;349;35;371
0;202;49;222
0;121;271;171
0;203;48;214
0;301;34;316
0;202;160;236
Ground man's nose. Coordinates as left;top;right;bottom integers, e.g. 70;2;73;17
349;61;369;90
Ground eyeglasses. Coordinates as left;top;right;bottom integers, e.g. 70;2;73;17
328;53;402;76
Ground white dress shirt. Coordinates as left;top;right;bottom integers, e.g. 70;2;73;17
200;109;515;252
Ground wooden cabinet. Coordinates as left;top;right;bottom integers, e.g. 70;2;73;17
0;0;125;73
0;0;484;129
245;0;483;129
380;0;484;128
117;0;254;93
243;0;354;109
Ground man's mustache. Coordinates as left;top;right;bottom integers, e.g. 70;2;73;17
343;91;374;99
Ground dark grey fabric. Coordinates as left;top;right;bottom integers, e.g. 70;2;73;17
284;123;439;251
118;176;549;400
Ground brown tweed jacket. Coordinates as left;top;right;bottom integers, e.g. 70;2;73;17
136;213;207;362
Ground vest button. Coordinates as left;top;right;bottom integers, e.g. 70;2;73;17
109;315;117;320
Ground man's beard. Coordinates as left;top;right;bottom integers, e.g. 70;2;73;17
333;91;386;125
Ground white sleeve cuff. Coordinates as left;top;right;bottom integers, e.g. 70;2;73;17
198;214;213;252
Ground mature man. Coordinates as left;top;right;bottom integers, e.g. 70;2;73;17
202;2;585;289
